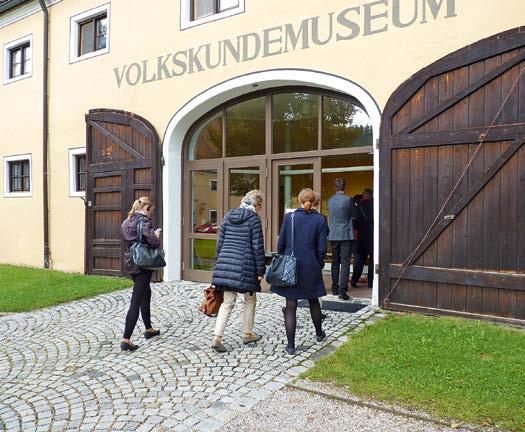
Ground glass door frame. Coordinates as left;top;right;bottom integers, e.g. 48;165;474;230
271;157;321;252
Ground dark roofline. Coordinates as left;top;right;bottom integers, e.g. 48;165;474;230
0;0;32;15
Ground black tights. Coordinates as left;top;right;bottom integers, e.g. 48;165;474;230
283;298;323;349
123;270;153;339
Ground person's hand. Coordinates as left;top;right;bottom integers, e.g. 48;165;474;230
258;276;263;282
154;228;162;238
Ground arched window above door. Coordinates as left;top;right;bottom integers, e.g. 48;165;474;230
188;89;373;160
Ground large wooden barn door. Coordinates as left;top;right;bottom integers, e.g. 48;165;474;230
85;109;161;277
379;28;525;322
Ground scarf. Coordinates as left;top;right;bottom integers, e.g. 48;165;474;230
240;202;256;212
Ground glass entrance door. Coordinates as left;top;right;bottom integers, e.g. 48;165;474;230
271;158;321;251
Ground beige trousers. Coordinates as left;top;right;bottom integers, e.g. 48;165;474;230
214;291;256;337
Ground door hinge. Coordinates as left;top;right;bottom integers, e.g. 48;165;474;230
375;264;380;274
265;217;269;229
375;138;382;149
182;217;184;227
265;167;269;178
160;156;165;166
182;261;185;270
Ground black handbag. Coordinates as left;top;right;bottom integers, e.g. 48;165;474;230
265;212;297;287
130;217;166;270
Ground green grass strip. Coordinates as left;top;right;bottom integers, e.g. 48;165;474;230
0;264;132;312
304;314;525;432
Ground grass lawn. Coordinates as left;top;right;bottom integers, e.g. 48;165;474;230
304;314;525;432
0;264;132;313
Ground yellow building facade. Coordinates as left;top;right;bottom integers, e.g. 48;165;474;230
1;0;524;311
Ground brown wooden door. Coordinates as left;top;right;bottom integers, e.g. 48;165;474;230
379;28;525;322
85;109;161;277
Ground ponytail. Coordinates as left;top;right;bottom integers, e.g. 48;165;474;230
303;201;313;212
127;196;153;218
298;188;316;213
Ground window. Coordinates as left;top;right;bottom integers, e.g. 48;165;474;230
3;35;32;85
210;179;218;191
209;209;218;223
70;4;110;63
3;154;32;197
181;0;244;29
69;148;86;196
79;14;108;57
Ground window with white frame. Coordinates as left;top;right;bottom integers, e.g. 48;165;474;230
181;0;244;29
69;148;86;196
3;154;32;197
69;4;110;63
210;179;217;191
3;34;32;85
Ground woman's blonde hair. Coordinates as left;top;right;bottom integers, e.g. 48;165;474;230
241;190;264;207
298;188;316;213
128;196;153;218
313;191;321;208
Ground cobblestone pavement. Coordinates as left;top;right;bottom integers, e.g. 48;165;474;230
0;281;379;432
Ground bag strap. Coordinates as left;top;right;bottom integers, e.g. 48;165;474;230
290;212;295;257
137;216;144;244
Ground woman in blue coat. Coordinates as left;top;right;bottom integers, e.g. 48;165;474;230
271;188;329;355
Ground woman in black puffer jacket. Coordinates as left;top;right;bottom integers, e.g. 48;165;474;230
210;190;266;353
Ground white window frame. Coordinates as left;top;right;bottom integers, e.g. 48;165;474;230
180;0;244;30
209;209;217;222
3;154;32;198
69;3;110;64
3;34;32;85
210;179;218;191
68;148;86;197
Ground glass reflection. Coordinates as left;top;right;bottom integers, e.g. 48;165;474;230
322;96;373;149
229;167;260;208
189;113;222;160
226;97;265;157
273;93;318;153
192;170;218;234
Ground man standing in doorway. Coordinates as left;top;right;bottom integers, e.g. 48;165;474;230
351;188;374;289
327;178;356;300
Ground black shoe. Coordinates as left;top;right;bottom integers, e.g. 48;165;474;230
120;341;138;351
144;329;160;340
338;293;350;301
211;338;227;353
316;331;327;343
321;313;327;321
331;288;339;296
285;346;296;356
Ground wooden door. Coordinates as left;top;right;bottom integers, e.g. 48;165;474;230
85;109;161;277
379;28;525;322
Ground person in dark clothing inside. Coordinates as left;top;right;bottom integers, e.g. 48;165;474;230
120;196;162;351
211;190;266;353
272;188;329;356
327;178;356;300
351;188;374;288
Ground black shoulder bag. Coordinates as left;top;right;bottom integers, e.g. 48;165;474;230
130;217;166;270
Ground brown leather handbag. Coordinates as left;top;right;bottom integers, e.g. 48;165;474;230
198;286;223;317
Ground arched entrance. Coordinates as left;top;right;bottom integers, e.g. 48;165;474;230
162;70;381;304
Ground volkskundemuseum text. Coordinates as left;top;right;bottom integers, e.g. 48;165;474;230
113;0;457;88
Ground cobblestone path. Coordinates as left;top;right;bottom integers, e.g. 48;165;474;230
0;282;378;431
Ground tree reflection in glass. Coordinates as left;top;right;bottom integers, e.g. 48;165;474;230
189;113;223;160
226;97;265;157
273;93;318;153
322;96;373;149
